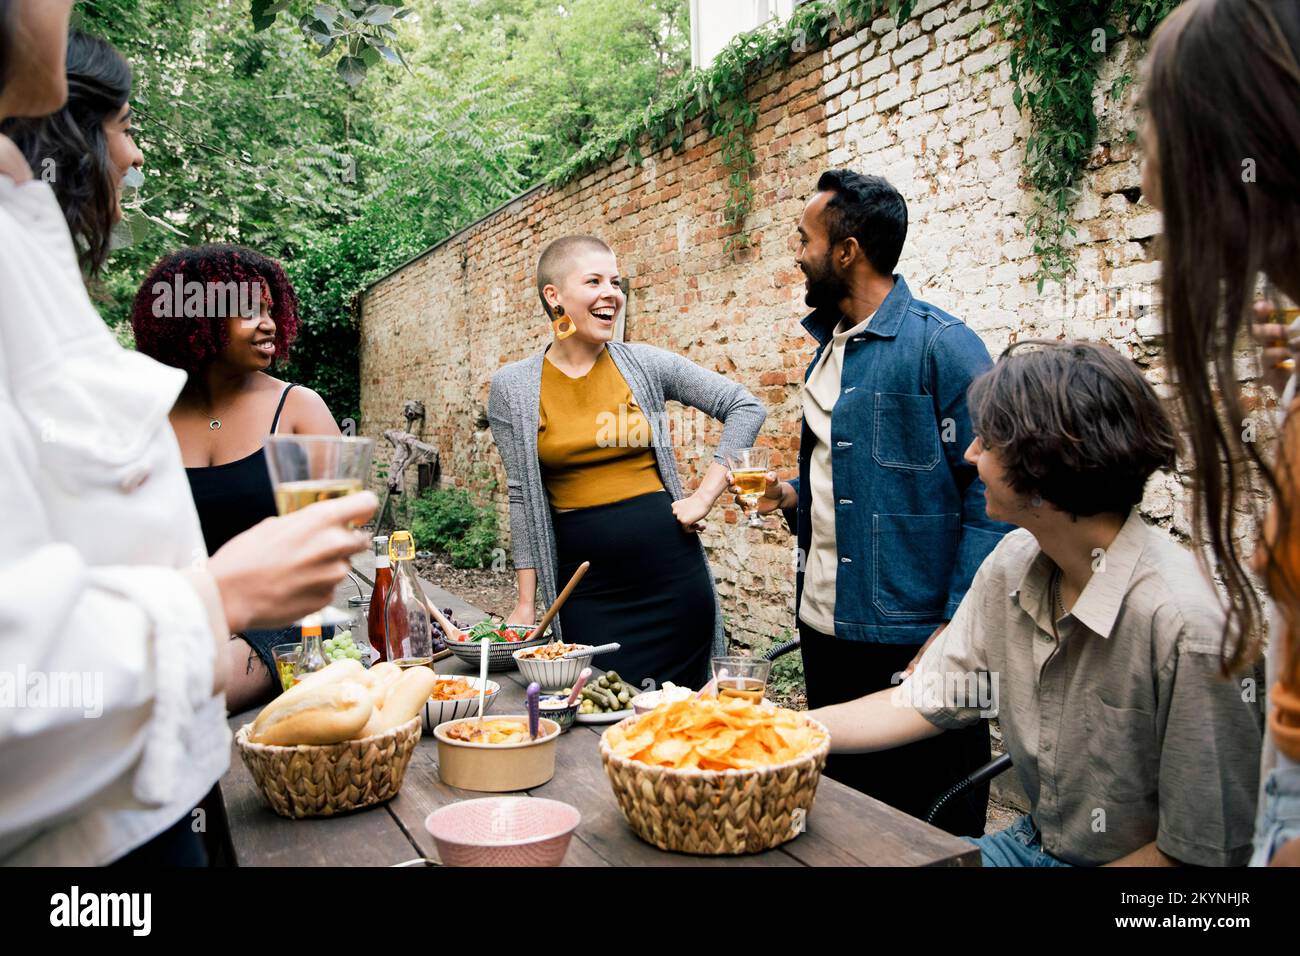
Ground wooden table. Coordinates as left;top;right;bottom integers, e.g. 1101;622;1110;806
219;657;981;867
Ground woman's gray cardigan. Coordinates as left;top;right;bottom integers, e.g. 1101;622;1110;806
487;341;766;655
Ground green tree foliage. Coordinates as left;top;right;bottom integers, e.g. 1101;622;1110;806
69;0;682;421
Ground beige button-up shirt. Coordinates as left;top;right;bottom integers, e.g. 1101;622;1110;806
798;310;874;635
904;510;1264;866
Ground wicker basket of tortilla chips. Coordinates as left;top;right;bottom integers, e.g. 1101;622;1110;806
599;697;829;855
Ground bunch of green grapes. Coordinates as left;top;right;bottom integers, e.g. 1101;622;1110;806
323;629;365;663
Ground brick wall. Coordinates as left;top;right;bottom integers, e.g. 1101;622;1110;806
359;0;1188;648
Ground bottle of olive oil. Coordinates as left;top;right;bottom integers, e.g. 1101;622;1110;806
291;619;329;684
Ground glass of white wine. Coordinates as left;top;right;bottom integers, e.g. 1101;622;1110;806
1265;279;1300;373
725;446;771;528
263;434;375;632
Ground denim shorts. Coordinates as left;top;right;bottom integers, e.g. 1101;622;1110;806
963;814;1073;868
1250;761;1300;866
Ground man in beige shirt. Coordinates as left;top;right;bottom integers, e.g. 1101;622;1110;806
811;341;1263;865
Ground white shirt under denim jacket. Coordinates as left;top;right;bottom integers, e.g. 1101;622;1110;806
0;175;231;865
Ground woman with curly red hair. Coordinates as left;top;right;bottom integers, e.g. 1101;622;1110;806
132;244;341;709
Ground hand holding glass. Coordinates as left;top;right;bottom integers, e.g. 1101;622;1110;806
725;447;771;528
263;434;375;630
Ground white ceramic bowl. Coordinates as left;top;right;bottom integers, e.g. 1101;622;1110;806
512;644;594;692
422;676;501;733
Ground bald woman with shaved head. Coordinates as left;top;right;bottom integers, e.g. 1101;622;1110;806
487;235;767;691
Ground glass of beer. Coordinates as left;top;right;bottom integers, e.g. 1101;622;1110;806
1265;280;1300;372
711;656;772;703
264;434;375;629
725;446;771;528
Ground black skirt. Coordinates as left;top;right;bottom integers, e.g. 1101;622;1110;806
552;491;714;693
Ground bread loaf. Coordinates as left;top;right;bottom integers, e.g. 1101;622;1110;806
251;680;372;745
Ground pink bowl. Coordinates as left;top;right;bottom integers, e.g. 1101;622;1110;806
424;797;581;867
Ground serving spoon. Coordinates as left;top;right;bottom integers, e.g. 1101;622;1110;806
527;561;590;639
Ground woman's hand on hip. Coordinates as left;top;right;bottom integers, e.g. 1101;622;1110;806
671;492;711;533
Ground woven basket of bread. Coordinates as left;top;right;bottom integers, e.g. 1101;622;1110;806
599;713;830;855
235;716;421;819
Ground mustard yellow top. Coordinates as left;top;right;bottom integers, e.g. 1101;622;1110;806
538;349;664;509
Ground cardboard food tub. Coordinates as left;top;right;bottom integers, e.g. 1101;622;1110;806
433;715;562;792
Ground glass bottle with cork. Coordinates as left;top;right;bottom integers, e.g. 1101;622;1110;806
384;530;434;669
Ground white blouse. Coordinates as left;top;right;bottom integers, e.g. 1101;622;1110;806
0;174;230;864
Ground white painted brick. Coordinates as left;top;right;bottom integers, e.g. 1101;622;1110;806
875;81;915;112
899;111;939;137
922;88;951;112
892;35;931;67
824;73;850;98
1127;211;1163;239
859;53;891;80
846;100;872;124
917;64;960;95
830;33;866;59
963;48;1000;75
937;11;982;43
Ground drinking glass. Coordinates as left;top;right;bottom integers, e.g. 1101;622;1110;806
263;434;375;632
725;447;771;528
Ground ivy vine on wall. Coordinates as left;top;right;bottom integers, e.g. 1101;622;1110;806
549;1;919;253
549;0;1178;280
992;0;1179;289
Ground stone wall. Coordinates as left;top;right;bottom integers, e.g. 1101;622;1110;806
359;0;1188;648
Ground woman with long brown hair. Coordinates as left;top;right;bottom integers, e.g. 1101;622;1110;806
1142;0;1300;865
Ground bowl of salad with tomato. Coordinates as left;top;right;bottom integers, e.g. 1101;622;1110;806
442;619;554;672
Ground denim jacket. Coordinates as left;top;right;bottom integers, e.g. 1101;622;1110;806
782;275;1011;644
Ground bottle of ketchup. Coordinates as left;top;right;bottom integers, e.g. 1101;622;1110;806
367;534;393;663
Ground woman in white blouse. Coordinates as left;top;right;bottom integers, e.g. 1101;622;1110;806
0;0;376;865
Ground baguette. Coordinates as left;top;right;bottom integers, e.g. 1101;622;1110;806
359;662;402;708
373;667;439;734
355;704;385;740
277;659;365;705
251;680;372;745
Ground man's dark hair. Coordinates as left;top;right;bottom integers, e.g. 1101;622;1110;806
968;340;1176;518
815;169;908;275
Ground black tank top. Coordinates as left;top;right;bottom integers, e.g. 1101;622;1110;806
186;384;296;555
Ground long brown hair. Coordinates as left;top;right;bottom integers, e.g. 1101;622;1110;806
1145;0;1300;674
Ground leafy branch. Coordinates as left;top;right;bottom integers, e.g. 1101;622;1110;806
250;0;414;87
